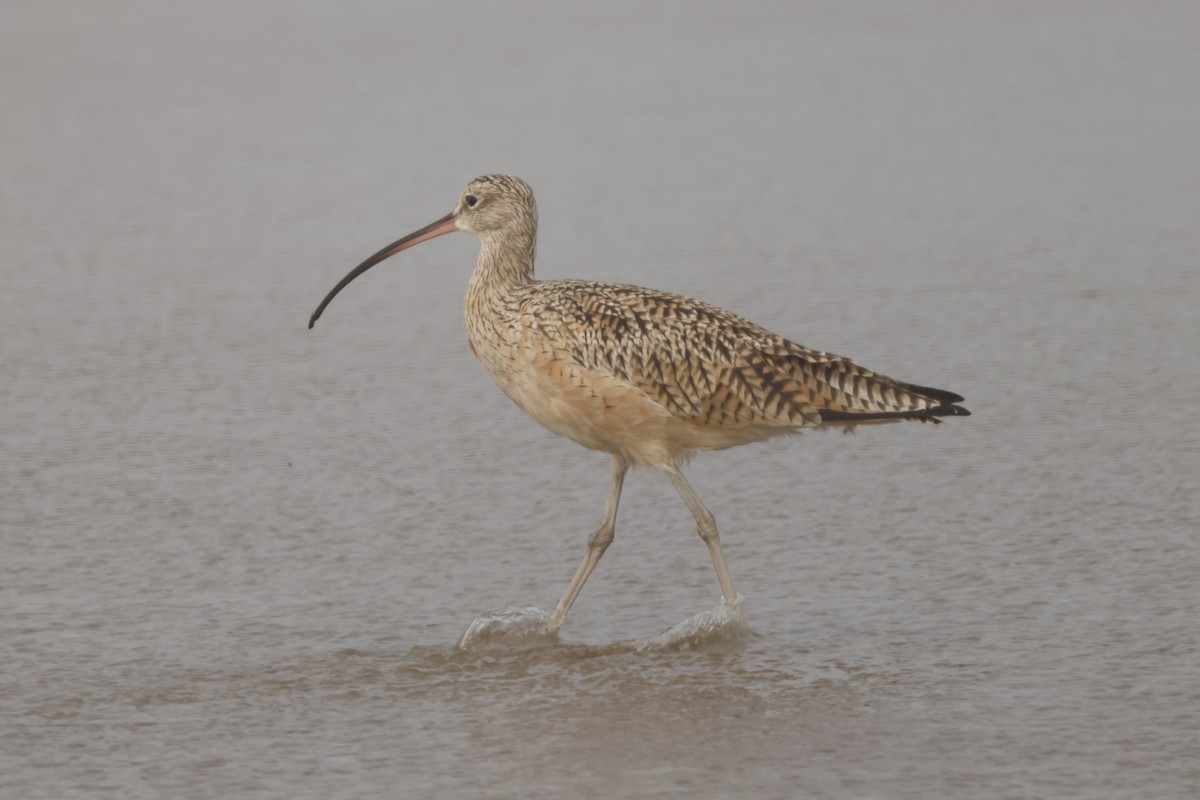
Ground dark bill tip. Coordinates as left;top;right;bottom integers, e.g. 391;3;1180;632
308;211;457;329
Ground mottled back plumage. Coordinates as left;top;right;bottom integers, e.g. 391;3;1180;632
518;280;965;428
453;174;968;466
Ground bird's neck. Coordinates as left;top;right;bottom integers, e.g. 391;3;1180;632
464;228;536;359
471;228;537;293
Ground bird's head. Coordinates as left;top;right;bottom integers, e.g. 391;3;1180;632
452;174;538;236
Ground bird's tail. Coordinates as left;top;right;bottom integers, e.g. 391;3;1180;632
815;377;971;425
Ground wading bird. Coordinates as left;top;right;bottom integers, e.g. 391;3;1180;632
309;174;969;635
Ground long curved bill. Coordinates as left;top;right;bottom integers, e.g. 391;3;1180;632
309;211;458;329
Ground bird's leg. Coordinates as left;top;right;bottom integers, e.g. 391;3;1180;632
546;455;629;633
660;464;739;603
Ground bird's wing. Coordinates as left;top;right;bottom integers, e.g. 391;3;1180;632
520;280;967;428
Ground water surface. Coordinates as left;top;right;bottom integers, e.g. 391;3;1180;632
2;2;1198;797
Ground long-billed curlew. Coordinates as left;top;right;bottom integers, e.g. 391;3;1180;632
309;174;969;634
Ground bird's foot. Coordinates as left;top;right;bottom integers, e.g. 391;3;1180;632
457;606;557;650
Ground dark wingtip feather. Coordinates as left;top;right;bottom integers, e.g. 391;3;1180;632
820;402;971;424
900;382;966;405
817;372;971;425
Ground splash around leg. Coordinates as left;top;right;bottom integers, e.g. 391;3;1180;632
634;595;751;652
457;606;557;650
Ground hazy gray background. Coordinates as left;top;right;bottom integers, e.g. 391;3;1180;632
2;1;1197;798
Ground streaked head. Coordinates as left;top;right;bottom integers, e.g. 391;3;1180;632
452;174;537;235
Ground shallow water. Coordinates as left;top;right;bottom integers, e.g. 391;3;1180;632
3;1;1198;798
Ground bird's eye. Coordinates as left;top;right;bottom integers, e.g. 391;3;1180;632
465;195;478;208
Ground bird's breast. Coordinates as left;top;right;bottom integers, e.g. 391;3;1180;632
463;300;678;465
